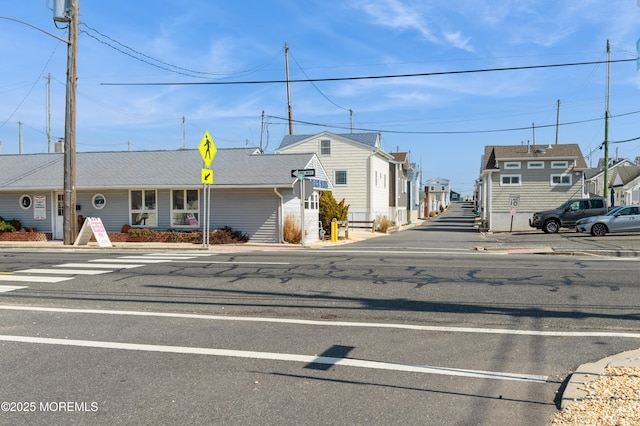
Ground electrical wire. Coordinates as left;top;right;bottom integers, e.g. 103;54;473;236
264;109;640;136
0;42;61;130
101;58;638;86
80;22;279;80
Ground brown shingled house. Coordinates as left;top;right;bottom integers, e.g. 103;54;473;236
477;143;588;232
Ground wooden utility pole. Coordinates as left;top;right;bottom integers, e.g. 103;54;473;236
63;0;79;245
555;99;560;145
284;42;293;135
603;40;610;205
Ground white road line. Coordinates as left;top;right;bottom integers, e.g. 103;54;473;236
57;263;143;269
0;286;27;293
0;276;72;283
0;334;548;383
181;260;291;265
91;258;170;264
17;269;111;275
143;253;214;257
1;305;639;339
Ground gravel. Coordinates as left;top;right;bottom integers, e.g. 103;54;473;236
550;367;640;425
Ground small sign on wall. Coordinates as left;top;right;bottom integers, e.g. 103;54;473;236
34;195;46;220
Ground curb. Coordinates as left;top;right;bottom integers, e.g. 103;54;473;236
560;349;640;409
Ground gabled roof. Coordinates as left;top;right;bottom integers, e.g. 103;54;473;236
278;131;381;150
0;148;331;191
482;144;587;171
610;165;640;187
390;152;412;171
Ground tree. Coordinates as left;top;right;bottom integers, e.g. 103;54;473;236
319;191;349;235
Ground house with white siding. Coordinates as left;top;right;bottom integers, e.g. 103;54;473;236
276;132;398;225
0;148;332;243
477;143;588;232
424;177;451;216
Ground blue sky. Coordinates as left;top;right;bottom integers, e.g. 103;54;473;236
1;0;639;196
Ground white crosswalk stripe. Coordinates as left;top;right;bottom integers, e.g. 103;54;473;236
0;252;212;293
0;285;27;293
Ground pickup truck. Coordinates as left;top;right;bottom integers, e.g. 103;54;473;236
529;197;607;233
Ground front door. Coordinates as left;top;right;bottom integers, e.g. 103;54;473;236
53;192;64;240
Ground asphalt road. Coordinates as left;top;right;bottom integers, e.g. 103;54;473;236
1;207;640;425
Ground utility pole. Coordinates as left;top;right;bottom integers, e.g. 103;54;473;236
62;0;79;245
555;99;560;145
18;121;23;154
284;42;293;135
181;116;186;149
47;73;52;152
603;40;610;205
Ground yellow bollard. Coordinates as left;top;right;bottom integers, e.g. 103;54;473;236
331;219;338;242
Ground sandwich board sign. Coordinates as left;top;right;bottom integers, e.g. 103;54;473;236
74;217;112;247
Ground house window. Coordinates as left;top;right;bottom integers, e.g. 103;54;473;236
304;192;319;209
19;194;32;209
550;174;572;186
320;139;331;155
171;189;199;227
500;174;521;186
551;161;569;169
92;194;106;210
335;170;347;185
528;161;544;169
504;162;521;169
130;190;157;226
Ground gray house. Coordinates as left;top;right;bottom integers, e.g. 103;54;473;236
0;148;332;243
477;143;588;232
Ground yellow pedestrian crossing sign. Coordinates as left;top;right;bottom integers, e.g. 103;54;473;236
198;130;217;168
201;168;213;185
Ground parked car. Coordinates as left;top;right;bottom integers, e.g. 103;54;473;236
576;205;640;236
529;197;607;234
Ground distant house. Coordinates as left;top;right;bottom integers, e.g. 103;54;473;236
277;131;402;225
389;152;415;224
0;148;332;243
585;158;640;206
424;177;451;215
477;144;588;232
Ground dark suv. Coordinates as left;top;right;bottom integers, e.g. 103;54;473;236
529;197;607;233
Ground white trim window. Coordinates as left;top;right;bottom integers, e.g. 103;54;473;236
550;174;572;186
304;192;319;210
320;139;331;155
503;161;521;170
527;161;544;169
551;161;569;169
92;194;106;210
130;189;157;227
171;189;199;227
500;174;521;186
335;170;347;185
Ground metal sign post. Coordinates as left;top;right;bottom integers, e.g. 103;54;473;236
199;131;217;247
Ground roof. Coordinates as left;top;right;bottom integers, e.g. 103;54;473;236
0;148;329;191
278;131;381;150
482;144;587;170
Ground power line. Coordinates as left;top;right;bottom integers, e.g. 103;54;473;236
79;22;280;80
264;109;640;136
101;58;637;86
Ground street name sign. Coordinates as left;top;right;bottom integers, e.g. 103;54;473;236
291;168;315;178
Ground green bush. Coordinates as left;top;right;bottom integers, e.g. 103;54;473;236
319;191;349;235
0;216;17;232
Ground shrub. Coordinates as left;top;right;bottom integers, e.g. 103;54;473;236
376;215;393;233
128;228;157;241
429;211;436;217
0;220;16;232
319;191;349;235
209;226;249;244
283;214;301;244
